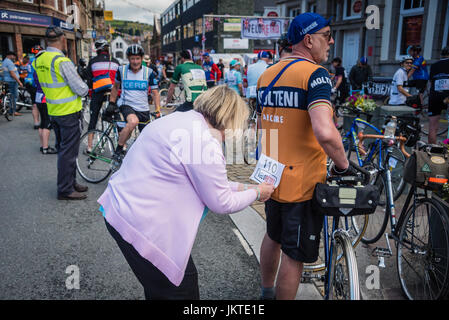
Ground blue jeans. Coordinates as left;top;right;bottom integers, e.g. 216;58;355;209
6;81;18;114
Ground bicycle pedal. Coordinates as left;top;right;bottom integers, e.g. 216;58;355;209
372;247;392;258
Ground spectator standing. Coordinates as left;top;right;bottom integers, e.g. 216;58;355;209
33;26;89;200
428;47;449;144
29;45;43;129
349;56;373;91
331;57;349;105
202;52;221;88
163;53;175;80
216;58;225;84
225;60;243;96
31;45;57;154
2;51;23;116
246;51;269;99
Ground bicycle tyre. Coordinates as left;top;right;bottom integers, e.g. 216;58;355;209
303;215;368;272
361;172;390;244
396;198;449;300
2;95;12;121
76;129;114;183
328;231;360;300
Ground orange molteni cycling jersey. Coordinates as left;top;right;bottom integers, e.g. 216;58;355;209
257;56;333;203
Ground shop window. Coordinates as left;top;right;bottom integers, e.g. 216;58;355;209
195;18;203;35
396;0;425;59
289;7;301;17
204;15;213;33
343;0;363;20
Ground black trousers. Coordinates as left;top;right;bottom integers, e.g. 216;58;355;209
50;111;82;196
105;219;200;300
88;91;108;131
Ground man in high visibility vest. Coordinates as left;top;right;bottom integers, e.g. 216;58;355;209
33;26;89;200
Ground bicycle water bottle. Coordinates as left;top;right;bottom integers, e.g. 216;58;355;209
384;116;397;138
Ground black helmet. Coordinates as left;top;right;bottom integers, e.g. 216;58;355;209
95;39;109;52
126;44;144;57
45;25;65;39
78;58;87;67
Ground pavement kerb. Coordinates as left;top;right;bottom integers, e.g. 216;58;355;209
229;205;323;300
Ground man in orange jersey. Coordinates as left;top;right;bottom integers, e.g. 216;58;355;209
257;13;357;300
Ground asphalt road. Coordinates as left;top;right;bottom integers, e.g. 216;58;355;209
0;111;261;300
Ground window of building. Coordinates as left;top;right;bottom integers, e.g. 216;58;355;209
22;0;34;3
187;22;194;38
343;0;363;20
183;25;188;39
288;7;301;17
204;15;213;32
187;0;194;10
308;3;317;13
443;6;449;48
54;0;59;11
176;26;181;41
396;0;425;59
182;0;187;12
195;18;203;35
194;0;200;4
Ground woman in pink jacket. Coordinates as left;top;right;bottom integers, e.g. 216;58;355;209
98;85;274;299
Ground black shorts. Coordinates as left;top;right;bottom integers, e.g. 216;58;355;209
428;93;449;117
36;103;51;130
265;199;324;263
119;104;150;132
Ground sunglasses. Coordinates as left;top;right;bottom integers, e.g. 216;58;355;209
312;31;333;42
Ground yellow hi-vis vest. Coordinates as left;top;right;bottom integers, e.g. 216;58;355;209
32;51;82;116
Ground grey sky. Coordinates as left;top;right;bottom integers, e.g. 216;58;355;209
105;0;176;25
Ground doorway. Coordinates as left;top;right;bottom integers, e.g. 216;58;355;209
342;30;360;76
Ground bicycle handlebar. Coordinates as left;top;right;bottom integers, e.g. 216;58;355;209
357;132;410;158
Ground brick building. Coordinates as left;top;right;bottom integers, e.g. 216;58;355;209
0;0;106;63
276;0;449;77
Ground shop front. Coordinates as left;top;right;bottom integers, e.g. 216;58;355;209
0;9;76;61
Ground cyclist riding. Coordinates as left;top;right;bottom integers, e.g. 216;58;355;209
85;39;120;153
108;44;161;163
165;49;207;112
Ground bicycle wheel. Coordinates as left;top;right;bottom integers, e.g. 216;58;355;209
397;198;449;300
2;96;12;121
159;89;171;109
76;129;114;183
303;215;368;272
328;231;360;300
421;109;448;137
361;171;390;244
371;145;406;201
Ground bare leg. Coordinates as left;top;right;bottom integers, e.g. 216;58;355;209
118;114;138;147
275;253;304;300
259;233;281;288
42;128;50;149
32;104;40;126
428;115;440;145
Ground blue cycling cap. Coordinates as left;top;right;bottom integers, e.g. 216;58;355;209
360;56;368;64
287;13;332;45
257;51;270;59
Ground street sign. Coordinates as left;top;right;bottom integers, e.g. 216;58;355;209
104;10;113;21
241;18;284;39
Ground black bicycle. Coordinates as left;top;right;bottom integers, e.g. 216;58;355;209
0;82;12;121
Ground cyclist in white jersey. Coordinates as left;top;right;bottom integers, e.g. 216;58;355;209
108;44;160;161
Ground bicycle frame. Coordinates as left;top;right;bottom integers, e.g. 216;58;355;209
344;117;384;168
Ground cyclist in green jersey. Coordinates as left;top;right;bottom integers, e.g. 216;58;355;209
165;50;207;112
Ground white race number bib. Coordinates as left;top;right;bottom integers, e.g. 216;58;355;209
250;154;286;188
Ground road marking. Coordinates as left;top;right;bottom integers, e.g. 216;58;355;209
232;228;254;256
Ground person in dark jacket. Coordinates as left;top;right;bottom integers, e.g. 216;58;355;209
85;39;120;152
349;56;373;91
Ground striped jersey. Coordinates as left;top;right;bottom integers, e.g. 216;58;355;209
171;61;207;103
257;56;333;203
